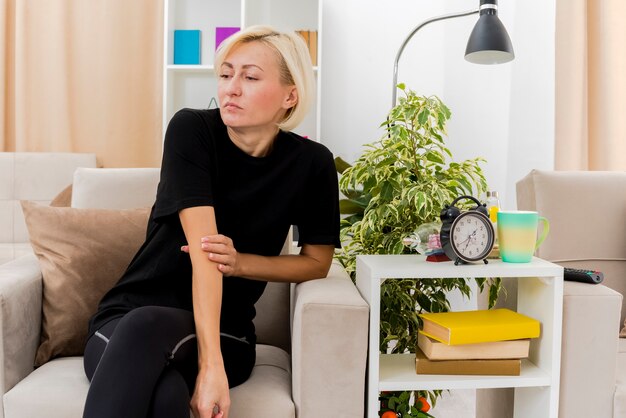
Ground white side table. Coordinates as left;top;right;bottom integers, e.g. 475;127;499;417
355;255;563;418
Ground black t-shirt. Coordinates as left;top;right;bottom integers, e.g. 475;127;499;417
88;108;340;344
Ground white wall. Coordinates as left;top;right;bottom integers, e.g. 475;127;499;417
320;0;555;210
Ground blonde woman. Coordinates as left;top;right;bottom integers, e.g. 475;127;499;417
82;26;339;418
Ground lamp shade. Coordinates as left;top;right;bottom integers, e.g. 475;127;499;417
464;2;514;64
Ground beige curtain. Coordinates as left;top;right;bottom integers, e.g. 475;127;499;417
0;0;163;168
555;0;626;170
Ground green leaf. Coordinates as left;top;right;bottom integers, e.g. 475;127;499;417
417;108;430;125
489;277;502;308
380;181;394;201
334;156;352;174
425;151;444;164
415;192;427;214
446;179;461;188
391;240;405;254
458;177;472;194
339;199;365;215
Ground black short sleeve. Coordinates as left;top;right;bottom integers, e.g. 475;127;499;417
153;109;215;221
295;147;341;248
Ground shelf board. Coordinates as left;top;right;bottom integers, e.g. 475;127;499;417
167;64;214;72
357;255;563;280
167;64;318;73
378;354;551;391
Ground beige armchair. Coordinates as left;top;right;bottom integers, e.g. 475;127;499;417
0;167;369;418
516;169;626;418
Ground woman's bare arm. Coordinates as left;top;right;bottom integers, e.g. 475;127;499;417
185;234;335;283
179;206;230;418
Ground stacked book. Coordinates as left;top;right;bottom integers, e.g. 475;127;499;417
296;30;318;65
415;308;541;376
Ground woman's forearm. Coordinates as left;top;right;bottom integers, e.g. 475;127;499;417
236;244;335;283
179;206;223;368
191;266;222;368
186;235;336;284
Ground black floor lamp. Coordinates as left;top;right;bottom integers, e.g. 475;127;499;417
391;0;515;108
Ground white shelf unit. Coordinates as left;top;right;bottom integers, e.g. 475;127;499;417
162;0;321;140
355;255;564;418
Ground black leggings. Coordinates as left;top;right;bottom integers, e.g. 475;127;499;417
82;306;255;418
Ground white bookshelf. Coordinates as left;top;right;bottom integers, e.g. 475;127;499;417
162;0;321;140
355;255;564;418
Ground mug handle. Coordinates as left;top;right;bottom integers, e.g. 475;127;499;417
535;216;550;250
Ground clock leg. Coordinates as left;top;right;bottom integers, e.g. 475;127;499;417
483;259;489;264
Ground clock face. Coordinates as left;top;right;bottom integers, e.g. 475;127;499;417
450;211;495;262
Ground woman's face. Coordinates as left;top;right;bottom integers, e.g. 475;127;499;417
218;41;297;131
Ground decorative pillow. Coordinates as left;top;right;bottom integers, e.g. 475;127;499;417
20;201;150;366
50;184;73;207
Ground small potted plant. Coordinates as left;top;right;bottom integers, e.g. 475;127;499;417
380;391;433;418
335;84;502;414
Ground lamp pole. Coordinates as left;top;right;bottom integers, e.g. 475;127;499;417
391;9;478;108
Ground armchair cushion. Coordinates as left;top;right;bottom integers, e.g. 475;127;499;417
4;346;294;418
3;357;88;418
20;201;149;366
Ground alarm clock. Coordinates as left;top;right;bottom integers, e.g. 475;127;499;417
439;195;495;265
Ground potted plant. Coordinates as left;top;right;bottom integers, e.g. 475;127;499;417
335;84;502;415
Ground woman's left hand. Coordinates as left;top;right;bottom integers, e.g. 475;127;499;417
181;234;239;276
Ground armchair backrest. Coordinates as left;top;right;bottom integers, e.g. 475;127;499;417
71;168;291;352
517;169;626;325
0;152;97;264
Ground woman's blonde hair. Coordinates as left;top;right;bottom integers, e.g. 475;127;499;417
214;25;315;132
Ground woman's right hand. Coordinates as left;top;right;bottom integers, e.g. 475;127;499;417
191;364;231;418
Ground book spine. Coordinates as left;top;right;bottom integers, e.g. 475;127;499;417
215;27;240;51
417;333;530;360
309;31;318;66
415;358;521;376
415;348;521;375
174;30;201;65
297;30;317;66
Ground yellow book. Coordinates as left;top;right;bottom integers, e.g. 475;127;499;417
418;308;540;345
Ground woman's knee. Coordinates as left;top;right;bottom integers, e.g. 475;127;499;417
222;339;256;388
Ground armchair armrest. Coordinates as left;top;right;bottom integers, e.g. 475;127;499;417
291;261;368;418
0;255;42;394
559;281;622;418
